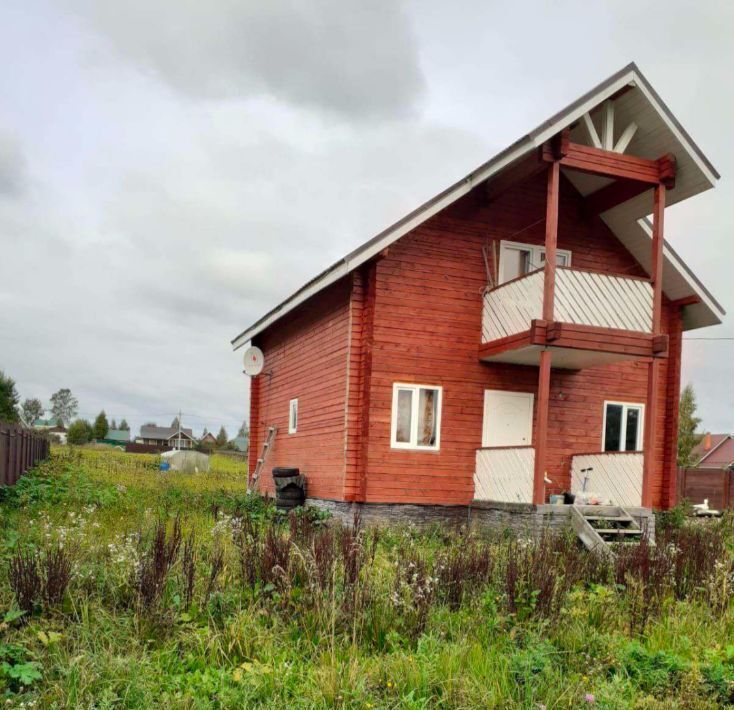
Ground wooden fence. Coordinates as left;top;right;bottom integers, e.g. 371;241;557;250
0;422;51;486
677;466;734;510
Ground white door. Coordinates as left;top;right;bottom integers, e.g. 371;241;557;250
482;390;534;447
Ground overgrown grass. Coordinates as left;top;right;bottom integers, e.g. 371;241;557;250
0;449;733;707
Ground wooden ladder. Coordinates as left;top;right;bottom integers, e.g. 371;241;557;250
249;425;276;491
570;505;645;555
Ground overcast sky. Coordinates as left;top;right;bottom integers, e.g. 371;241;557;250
1;1;733;437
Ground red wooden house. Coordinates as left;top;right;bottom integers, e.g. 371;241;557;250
232;64;723;521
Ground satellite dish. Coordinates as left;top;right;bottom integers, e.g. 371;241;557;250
243;346;265;376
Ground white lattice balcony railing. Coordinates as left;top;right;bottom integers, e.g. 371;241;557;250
481;267;653;344
570;451;643;507
474;447;535;503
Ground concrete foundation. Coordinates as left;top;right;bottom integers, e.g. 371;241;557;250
305;497;656;540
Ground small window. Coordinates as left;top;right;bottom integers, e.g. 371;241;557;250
288;399;298;434
499;240;572;284
391;383;442;450
603;401;644;452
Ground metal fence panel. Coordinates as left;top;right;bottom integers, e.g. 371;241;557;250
0;421;51;486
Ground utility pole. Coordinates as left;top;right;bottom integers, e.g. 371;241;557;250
177;410;182;451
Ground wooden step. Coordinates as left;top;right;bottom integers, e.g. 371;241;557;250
584;515;632;522
571;504;646;555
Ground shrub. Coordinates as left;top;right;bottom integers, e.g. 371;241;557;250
8;548;41;614
619;641;688;693
67;419;94;445
8;543;71;613
42;543;72;606
0;642;42;693
435;539;493;610
656;501;692;532
391;549;437;639
700;647;734;704
136;517;182;614
509;637;555;688
661;522;726;600
504;531;596;621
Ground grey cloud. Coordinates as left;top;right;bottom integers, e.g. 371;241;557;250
68;0;425;119
0;132;26;196
90;110;489;334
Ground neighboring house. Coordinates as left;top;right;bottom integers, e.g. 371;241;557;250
691;434;734;469
33;418;61;430
231;435;249;453
97;429;131;448
199;432;217;446
232;64;723;518
136;425;195;450
48;425;67;445
34;419;67;445
680;433;734;511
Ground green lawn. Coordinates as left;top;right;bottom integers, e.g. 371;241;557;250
0;448;732;708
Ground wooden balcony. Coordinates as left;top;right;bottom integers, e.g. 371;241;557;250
479;267;666;368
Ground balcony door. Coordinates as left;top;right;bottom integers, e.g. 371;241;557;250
482;390;534;447
498;240;572;284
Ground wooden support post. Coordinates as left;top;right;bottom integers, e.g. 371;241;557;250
642;184;666;509
543;161;560;321
650;185;665;332
642;360;659;509
533;349;552;505
531;157;560;506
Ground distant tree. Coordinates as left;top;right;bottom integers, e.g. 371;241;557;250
50;388;78;426
0;371;20;423
21;397;44;427
110;418;117;430
237;420;249;438
93;410;109;440
119;419;130;431
67;419;93;445
678;384;704;467
201;427;209;438
171;416;180;429
216;426;228;448
142;421;156;428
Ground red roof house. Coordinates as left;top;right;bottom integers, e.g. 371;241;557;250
692;433;734;469
232;64;723;519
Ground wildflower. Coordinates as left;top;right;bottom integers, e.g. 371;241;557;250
584;693;595;704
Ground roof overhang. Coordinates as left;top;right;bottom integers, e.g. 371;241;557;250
232;62;722;350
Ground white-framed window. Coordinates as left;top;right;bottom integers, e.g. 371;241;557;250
288;398;298;434
390;383;442;451
603;401;644;452
499;240;572;284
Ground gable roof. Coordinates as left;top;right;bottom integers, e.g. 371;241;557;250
103;429;131;443
693;434;734;468
140;424;194;440
34;418;61;427
232;62;723;350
